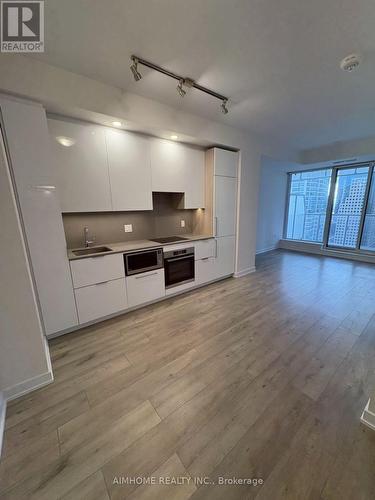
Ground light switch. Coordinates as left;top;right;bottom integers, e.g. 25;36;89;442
180;220;185;228
124;224;133;233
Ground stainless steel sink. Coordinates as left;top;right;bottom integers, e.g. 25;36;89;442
72;246;112;256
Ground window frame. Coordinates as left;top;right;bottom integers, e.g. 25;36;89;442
322;163;374;253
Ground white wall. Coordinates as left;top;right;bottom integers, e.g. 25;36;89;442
0;127;52;400
0;55;297;275
256;157;298;253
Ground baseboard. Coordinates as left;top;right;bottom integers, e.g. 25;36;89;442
234;266;256;278
361;399;375;431
256;245;278;255
0;392;6;458
279;239;375;264
4;369;54;402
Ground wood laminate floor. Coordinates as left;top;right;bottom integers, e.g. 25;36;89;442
1;249;375;499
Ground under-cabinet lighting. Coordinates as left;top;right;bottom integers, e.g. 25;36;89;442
112;121;123;128
170;135;178;140
56;136;75;147
30;185;56;192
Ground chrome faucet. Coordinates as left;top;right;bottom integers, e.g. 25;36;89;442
84;226;95;247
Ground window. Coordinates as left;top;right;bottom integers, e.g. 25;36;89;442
284;163;375;254
286;169;331;242
327;167;369;249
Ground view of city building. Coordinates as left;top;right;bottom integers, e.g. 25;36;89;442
286;169;331;242
328;167;368;248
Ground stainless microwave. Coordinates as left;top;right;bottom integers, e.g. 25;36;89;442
124;248;163;276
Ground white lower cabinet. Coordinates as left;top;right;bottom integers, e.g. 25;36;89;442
70;236;234;328
165;279;196;296
126;269;165;308
215;236;236;277
194;239;215;260
70;254;125;289
75;278;127;324
196;236;235;284
196;257;217;285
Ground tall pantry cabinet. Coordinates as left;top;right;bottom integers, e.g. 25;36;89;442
196;148;238;283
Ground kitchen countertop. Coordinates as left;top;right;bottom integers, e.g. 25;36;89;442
67;234;214;260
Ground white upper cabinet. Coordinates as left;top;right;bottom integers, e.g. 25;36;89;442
105;129;153;211
48;119;112;212
150;139;186;193
183;147;205;209
49;119;205;212
150;139;205;209
213;148;238;177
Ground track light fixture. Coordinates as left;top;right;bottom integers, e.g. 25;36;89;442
221;99;229;115
177;79;187;97
130;57;142;81
130;55;229;113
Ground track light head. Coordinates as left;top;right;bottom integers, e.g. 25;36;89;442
221;99;229;114
177;79;187;97
130;57;142;81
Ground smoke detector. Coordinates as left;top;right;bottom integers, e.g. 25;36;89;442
340;54;361;72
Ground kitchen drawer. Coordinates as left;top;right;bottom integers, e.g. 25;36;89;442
194;239;215;260
74;278;127;324
126;269;165;308
70;253;125;288
162;242;194;253
165;279;196;296
195;257;217;285
196;237;235;284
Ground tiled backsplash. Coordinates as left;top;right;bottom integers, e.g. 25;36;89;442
62;192;196;248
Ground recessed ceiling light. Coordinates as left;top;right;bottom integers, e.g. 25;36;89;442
31;185;56;192
56;136;75;147
112;121;123;128
171;134;178;140
340;54;361;72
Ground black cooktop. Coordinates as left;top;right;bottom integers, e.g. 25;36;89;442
151;236;189;244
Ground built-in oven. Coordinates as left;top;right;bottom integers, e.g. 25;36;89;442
164;247;195;289
124;248;163;276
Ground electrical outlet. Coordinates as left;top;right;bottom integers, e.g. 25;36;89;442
124;224;133;233
180;219;185;228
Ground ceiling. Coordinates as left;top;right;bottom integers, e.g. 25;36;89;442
28;0;375;151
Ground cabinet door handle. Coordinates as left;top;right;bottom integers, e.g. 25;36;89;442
135;272;158;279
215;239;218;258
95;280;109;286
215;217;218;236
202;257;209;261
